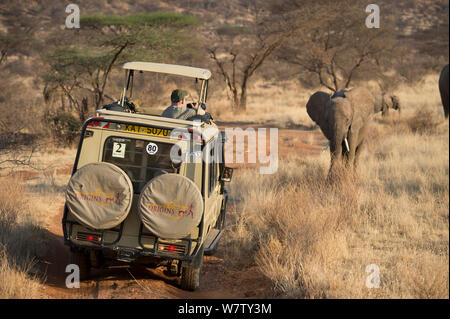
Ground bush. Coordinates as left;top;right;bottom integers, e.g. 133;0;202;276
406;109;442;135
81;12;200;28
44;111;81;147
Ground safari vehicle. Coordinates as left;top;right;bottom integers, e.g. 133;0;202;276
62;62;233;291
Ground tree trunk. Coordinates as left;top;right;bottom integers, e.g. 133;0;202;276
78;97;88;123
235;75;248;111
232;95;240;110
238;90;247;111
231;91;247;112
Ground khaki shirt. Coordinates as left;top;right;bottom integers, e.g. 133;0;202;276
161;105;197;120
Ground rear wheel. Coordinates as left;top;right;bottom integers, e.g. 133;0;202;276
180;249;204;291
70;249;91;281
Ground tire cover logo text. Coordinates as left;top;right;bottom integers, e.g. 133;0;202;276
145;200;194;219
74;188;122;207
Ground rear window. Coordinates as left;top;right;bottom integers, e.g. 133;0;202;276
102;137;179;193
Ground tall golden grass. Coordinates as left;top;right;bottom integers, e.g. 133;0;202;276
0;178;46;298
223;74;449;298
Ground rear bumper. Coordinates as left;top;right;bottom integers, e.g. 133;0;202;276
62;205;200;263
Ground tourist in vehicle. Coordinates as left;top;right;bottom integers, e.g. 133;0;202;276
162;89;205;120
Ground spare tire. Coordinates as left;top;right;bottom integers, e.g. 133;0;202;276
138;174;203;239
66;162;133;230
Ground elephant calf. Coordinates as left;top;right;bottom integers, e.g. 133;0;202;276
306;87;400;174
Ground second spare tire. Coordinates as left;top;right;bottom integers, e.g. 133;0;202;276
65;162;133;230
138;173;203;239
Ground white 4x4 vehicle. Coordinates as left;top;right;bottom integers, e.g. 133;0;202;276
62;62;233;290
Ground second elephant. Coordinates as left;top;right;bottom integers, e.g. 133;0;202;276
439;64;449;119
306;87;400;173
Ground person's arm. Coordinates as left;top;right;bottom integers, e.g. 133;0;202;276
175;107;197;120
189;103;205;115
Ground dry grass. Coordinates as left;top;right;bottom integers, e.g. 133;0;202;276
0;146;75;298
208;81;316;128
0;248;42;298
223;74;449;298
0;178;47;298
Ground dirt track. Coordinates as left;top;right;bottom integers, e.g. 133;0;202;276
39;207;272;299
33;124;325;299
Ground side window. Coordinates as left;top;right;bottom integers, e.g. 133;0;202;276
208;143;217;196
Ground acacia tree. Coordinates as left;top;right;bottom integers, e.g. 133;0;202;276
207;1;296;111
0;32;28;65
0;2;36;66
273;0;397;92
44;13;200;119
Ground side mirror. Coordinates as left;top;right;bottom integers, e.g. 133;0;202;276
221;167;234;182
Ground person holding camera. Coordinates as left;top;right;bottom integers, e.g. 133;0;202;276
162;89;206;120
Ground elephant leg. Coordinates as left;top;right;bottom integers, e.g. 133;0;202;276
341;139;350;167
443;96;449;119
440;87;449;118
354;140;365;169
329;139;342;175
354;123;369;169
346;129;358;169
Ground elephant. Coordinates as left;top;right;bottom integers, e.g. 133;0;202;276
331;89;399;117
439;64;449;119
306;87;400;173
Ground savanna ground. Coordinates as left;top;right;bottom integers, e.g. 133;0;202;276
0;73;448;299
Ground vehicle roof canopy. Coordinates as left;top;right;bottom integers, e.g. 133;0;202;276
122;62;211;80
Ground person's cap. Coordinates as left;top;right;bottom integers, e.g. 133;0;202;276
171;89;188;103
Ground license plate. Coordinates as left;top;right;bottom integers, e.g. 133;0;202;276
123;125;172;137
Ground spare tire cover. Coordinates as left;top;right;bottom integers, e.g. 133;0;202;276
66;162;133;230
138;173;203;239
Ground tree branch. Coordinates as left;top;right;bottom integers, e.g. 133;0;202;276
208;48;236;95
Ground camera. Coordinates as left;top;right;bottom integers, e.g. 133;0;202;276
187;102;207;110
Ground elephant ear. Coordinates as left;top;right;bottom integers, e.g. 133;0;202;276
306;91;331;124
